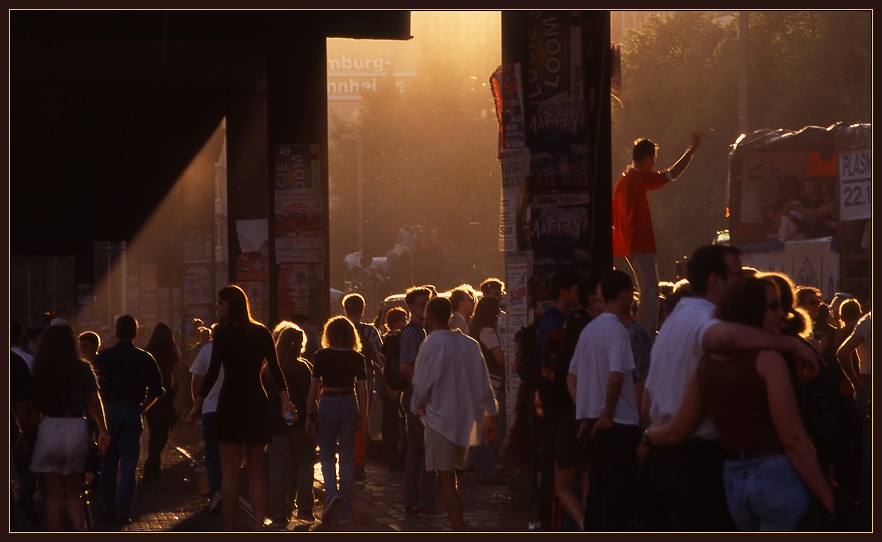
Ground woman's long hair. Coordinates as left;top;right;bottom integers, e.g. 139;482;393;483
31;324;90;414
716;276;779;329
274;321;307;373
145;322;180;394
218;284;254;326
321;315;360;351
468;295;500;341
759;272;811;339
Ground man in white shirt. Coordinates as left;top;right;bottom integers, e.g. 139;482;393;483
567;269;640;531
11;320;34;371
189;328;224;514
448;285;476;334
641;244;818;531
411;296;498;531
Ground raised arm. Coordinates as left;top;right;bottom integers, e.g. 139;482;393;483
667;131;703;179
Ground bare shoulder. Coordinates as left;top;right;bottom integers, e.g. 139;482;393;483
755;349;787;377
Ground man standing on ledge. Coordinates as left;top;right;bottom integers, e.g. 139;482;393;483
612;132;703;335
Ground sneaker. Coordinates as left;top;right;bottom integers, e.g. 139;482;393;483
266;518;289;531
321;495;342;523
209;491;223;515
141;472;161;483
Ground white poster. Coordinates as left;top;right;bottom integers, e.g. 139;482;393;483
503;251;532;423
498;148;530;252
839;148;871;221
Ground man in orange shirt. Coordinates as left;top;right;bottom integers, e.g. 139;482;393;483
612;132;703;335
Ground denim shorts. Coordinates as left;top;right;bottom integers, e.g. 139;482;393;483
723;452;811;531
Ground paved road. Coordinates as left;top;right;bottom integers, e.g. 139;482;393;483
12;419;533;532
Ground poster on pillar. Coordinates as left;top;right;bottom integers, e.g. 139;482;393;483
274;192;325;264
273;144;324;264
498;148;530;252
277;263;324;322
490;62;526;156
239;281;270;327
273;144;321;193
525;11;588;189
184;265;214;306
530;195;591;267
525;11;583;104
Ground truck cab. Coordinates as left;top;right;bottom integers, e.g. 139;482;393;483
726;122;871;302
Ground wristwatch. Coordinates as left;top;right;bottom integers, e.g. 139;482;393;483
640;427;652;446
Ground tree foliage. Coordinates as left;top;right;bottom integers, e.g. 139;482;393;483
612;10;871;278
329;40;503;292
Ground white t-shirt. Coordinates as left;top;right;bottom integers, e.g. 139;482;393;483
189;343;223;414
569;312;639;425
12;347;34;372
645;297;720;439
449;311;469;335
478;327;501;350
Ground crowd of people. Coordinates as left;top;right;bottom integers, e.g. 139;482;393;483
10;254;871;532
513;245;872;532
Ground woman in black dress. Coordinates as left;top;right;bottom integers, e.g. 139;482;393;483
187;285;296;531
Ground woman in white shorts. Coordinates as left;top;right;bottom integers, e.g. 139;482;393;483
30;324;110;531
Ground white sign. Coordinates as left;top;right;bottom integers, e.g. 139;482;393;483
498;148;531;252
839;148;871;221
785;237;840;300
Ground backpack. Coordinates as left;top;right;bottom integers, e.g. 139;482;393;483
355;322;381;366
380;330;407;392
513;321;541;386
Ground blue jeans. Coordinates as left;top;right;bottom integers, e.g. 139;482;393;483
476;382;506;481
402;388;435;509
201;411;222;495
100;402;143;518
317;395;357;520
267;427;315;520
723;453;811;531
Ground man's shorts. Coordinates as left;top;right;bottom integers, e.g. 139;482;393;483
424;425;467;472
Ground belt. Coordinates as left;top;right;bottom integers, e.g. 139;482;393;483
322;389;354;397
107;399;141;405
725;444;783;461
44;413;86;419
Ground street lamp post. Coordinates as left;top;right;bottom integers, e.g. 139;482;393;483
342;134;364;254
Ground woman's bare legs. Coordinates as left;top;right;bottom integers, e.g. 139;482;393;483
554;463;584;530
64;473;86;531
219;442;243;531
41;473;65;531
245;442;268;531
